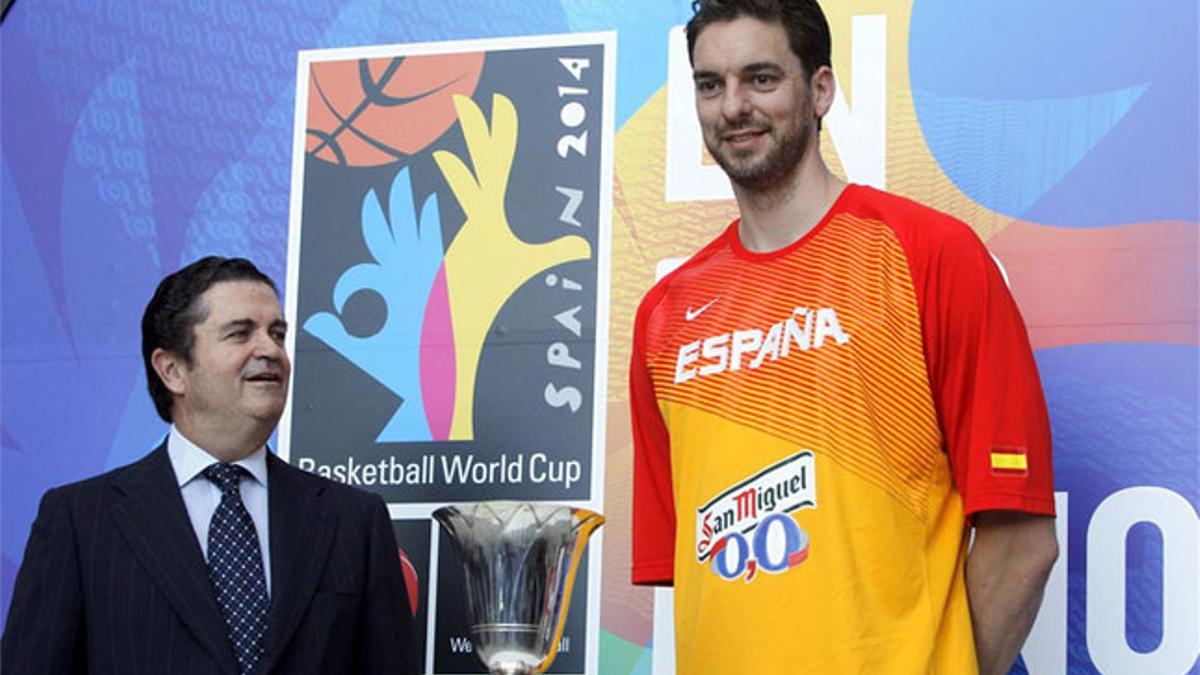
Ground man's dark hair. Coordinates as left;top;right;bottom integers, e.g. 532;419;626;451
685;0;832;78
141;256;277;422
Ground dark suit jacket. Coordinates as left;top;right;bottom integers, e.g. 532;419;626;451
2;444;419;674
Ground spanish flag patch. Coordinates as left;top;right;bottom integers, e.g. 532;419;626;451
990;447;1029;475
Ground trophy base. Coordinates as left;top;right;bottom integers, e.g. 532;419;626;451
485;649;539;675
489;666;535;675
474;623;546;675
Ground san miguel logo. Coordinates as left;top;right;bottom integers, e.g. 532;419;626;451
283;34;614;503
696;452;816;583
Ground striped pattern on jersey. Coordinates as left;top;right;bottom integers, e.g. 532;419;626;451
646;212;943;520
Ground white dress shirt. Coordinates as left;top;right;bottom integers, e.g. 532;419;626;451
167;426;272;593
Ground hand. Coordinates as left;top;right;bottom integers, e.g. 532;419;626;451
433;94;592;440
304;167;443;442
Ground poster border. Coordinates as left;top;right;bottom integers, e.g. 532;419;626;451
281;30;617;675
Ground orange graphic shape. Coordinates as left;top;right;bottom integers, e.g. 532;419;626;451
307;53;485;166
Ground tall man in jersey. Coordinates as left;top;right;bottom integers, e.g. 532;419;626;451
629;1;1058;673
3;256;418;674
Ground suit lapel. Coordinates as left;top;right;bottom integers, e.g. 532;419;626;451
109;444;239;675
259;453;335;671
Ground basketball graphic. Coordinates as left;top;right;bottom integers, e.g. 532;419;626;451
398;545;420;615
306;53;485;166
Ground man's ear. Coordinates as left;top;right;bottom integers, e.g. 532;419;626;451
810;64;836;120
151;348;187;396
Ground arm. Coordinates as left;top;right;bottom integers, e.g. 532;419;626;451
966;510;1058;675
359;494;419;675
902;214;1057;669
1;488;86;674
902;217;1057;671
629;291;677;586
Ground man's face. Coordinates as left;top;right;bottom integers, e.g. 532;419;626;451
175;280;290;433
692;16;814;191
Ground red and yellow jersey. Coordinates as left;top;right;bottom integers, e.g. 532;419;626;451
630;185;1054;674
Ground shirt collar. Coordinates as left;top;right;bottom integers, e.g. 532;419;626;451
167;425;269;489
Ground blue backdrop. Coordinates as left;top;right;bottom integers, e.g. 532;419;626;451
2;1;1196;673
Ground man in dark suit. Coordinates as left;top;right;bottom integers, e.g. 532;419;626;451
2;256;419;674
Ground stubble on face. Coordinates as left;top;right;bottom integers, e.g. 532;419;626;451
705;97;811;193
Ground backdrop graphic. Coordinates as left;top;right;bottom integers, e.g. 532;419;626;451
1;1;1196;674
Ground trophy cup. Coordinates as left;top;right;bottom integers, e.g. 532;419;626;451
433;501;604;675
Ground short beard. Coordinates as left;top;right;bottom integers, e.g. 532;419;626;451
709;119;809;194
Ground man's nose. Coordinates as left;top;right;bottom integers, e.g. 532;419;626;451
721;82;751;121
251;331;284;360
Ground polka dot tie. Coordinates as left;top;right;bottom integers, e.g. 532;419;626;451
203;463;269;675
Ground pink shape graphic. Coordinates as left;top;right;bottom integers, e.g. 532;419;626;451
421;265;457;440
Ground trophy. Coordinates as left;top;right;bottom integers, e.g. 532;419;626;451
433;501;604;675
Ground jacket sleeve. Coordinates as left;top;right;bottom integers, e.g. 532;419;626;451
359;493;419;674
1;488;87;674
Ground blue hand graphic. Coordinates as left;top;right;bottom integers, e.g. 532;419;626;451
304;167;443;442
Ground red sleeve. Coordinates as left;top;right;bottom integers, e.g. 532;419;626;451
630;287;676;586
906;214;1055;519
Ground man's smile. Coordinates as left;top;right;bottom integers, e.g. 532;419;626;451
720;124;770;151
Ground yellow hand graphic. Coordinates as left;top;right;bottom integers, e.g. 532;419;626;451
434;93;593;440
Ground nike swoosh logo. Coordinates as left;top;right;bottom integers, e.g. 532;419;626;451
685;298;719;321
